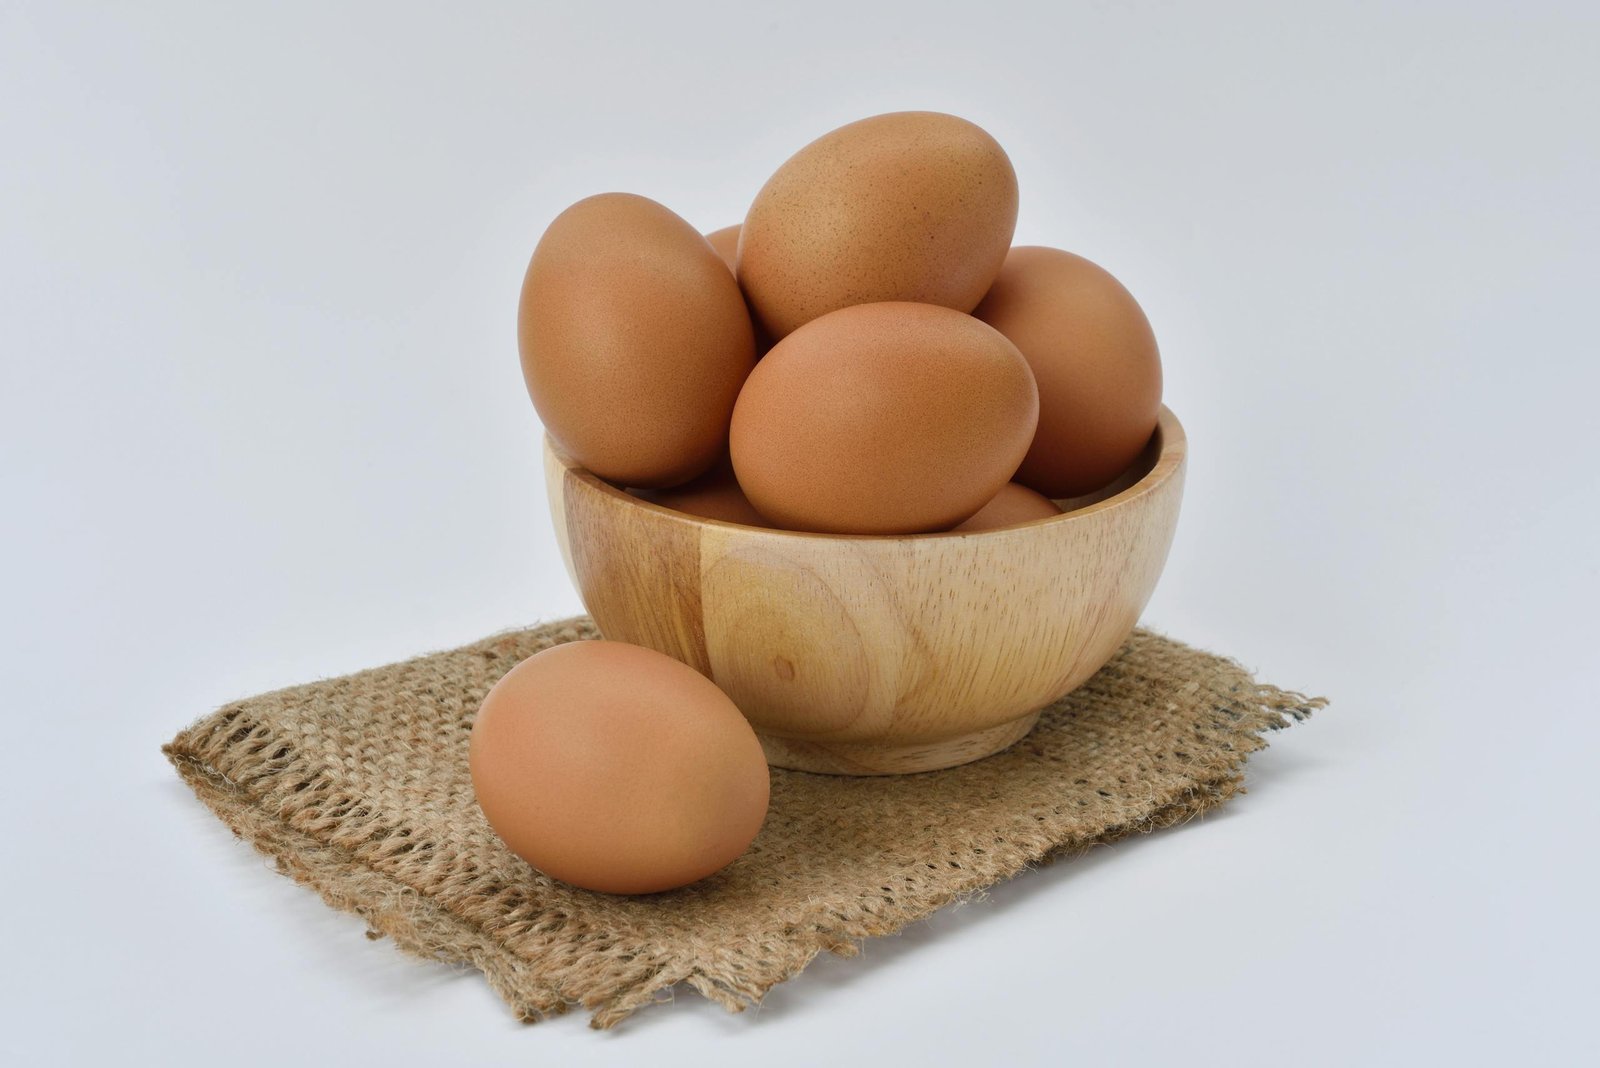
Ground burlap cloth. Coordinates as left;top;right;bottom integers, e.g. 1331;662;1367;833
164;615;1322;1028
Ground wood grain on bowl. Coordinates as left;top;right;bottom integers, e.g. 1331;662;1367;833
543;408;1186;775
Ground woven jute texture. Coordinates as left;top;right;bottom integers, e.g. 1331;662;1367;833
165;615;1321;1028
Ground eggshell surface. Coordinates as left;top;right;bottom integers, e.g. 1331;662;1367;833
629;458;771;527
705;224;741;273
737;112;1019;339
705;224;772;357
951;482;1064;532
974;246;1162;498
730;302;1039;534
519;194;756;488
469;640;770;895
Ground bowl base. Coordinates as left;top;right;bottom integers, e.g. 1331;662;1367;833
757;711;1042;776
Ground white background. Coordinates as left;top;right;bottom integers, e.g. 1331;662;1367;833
4;2;1596;1064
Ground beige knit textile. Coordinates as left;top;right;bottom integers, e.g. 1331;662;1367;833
164;615;1322;1028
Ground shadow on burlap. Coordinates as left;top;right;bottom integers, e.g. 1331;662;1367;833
164;615;1323;1028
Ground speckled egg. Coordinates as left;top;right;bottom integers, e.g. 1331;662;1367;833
519;194;756;488
737;112;1018;340
730;302;1038;534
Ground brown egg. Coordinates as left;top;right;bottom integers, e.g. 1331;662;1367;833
973;246;1163;498
704;224;773;357
737;112;1018;340
951;482;1063;532
519;194;756;488
628;457;771;527
1056;456;1151;513
469;640;770;895
705;224;740;273
730;302;1038;534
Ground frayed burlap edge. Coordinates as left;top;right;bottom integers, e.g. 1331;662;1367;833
164;620;1323;1029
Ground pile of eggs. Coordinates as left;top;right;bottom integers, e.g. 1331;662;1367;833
472;112;1166;896
518;111;1163;535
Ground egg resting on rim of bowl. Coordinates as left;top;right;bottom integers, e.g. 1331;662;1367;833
974;246;1162;498
730;301;1039;534
519;193;757;488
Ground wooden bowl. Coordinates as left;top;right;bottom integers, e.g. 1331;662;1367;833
544;407;1186;775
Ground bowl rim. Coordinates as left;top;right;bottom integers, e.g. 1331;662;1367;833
547;405;1186;541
